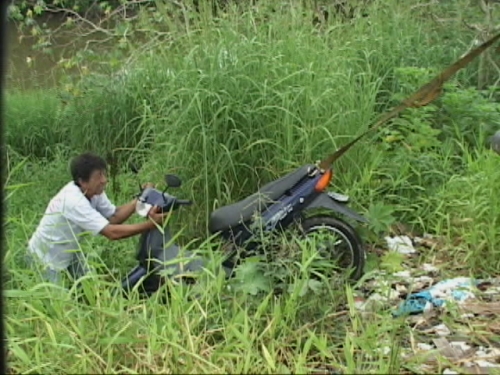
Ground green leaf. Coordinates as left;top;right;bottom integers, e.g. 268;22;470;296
380;252;405;273
233;260;271;296
367;202;396;234
364;253;380;273
307;279;323;294
236;276;271;296
34;4;44;14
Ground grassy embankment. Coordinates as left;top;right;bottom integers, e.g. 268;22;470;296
4;1;500;373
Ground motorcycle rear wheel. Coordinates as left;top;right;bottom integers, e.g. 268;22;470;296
298;215;365;281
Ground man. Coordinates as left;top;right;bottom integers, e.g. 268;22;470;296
27;152;167;284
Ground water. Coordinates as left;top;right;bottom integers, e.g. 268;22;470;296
7;18;60;90
6;16;111;91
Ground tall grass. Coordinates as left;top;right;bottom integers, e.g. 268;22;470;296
6;0;486;220
5;144;500;373
5;0;499;260
5;0;500;372
5;89;70;158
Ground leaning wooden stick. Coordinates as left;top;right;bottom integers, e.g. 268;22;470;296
318;31;500;171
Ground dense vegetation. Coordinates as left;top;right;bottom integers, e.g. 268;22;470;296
5;0;500;372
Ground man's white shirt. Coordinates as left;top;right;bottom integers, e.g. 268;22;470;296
28;181;116;270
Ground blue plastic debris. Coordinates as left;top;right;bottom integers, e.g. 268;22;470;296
392;277;481;317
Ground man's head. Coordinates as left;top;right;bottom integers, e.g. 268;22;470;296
70;152;108;197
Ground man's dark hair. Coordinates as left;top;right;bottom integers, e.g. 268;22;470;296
70;152;108;185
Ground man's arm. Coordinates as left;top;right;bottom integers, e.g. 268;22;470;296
101;205;167;240
99;220;157;240
97;183;156;224
64;195;166;241
107;199;137;225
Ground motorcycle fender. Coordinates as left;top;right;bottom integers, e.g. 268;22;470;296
304;192;369;223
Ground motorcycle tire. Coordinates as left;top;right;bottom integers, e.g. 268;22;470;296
298;215;365;281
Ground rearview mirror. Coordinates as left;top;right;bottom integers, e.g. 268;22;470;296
165;174;182;188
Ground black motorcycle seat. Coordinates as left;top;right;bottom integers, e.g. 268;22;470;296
209;164;315;233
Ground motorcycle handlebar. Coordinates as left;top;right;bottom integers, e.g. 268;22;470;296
137;187;193;211
176;199;193;206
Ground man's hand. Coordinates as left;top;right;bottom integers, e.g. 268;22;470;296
101;206;170;241
147;205;169;226
108;183;160;225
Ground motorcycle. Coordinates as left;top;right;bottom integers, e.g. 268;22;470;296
115;32;500;299
120;163;368;299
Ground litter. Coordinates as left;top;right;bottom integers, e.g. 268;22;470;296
385;235;417;254
421;263;439;273
417;343;434;351
392;277;480;317
394;270;412;278
352;233;500;374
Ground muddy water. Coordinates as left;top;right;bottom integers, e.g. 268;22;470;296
6;16;111;91
7;19;60;90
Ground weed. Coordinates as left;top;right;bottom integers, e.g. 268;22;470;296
5;0;500;372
